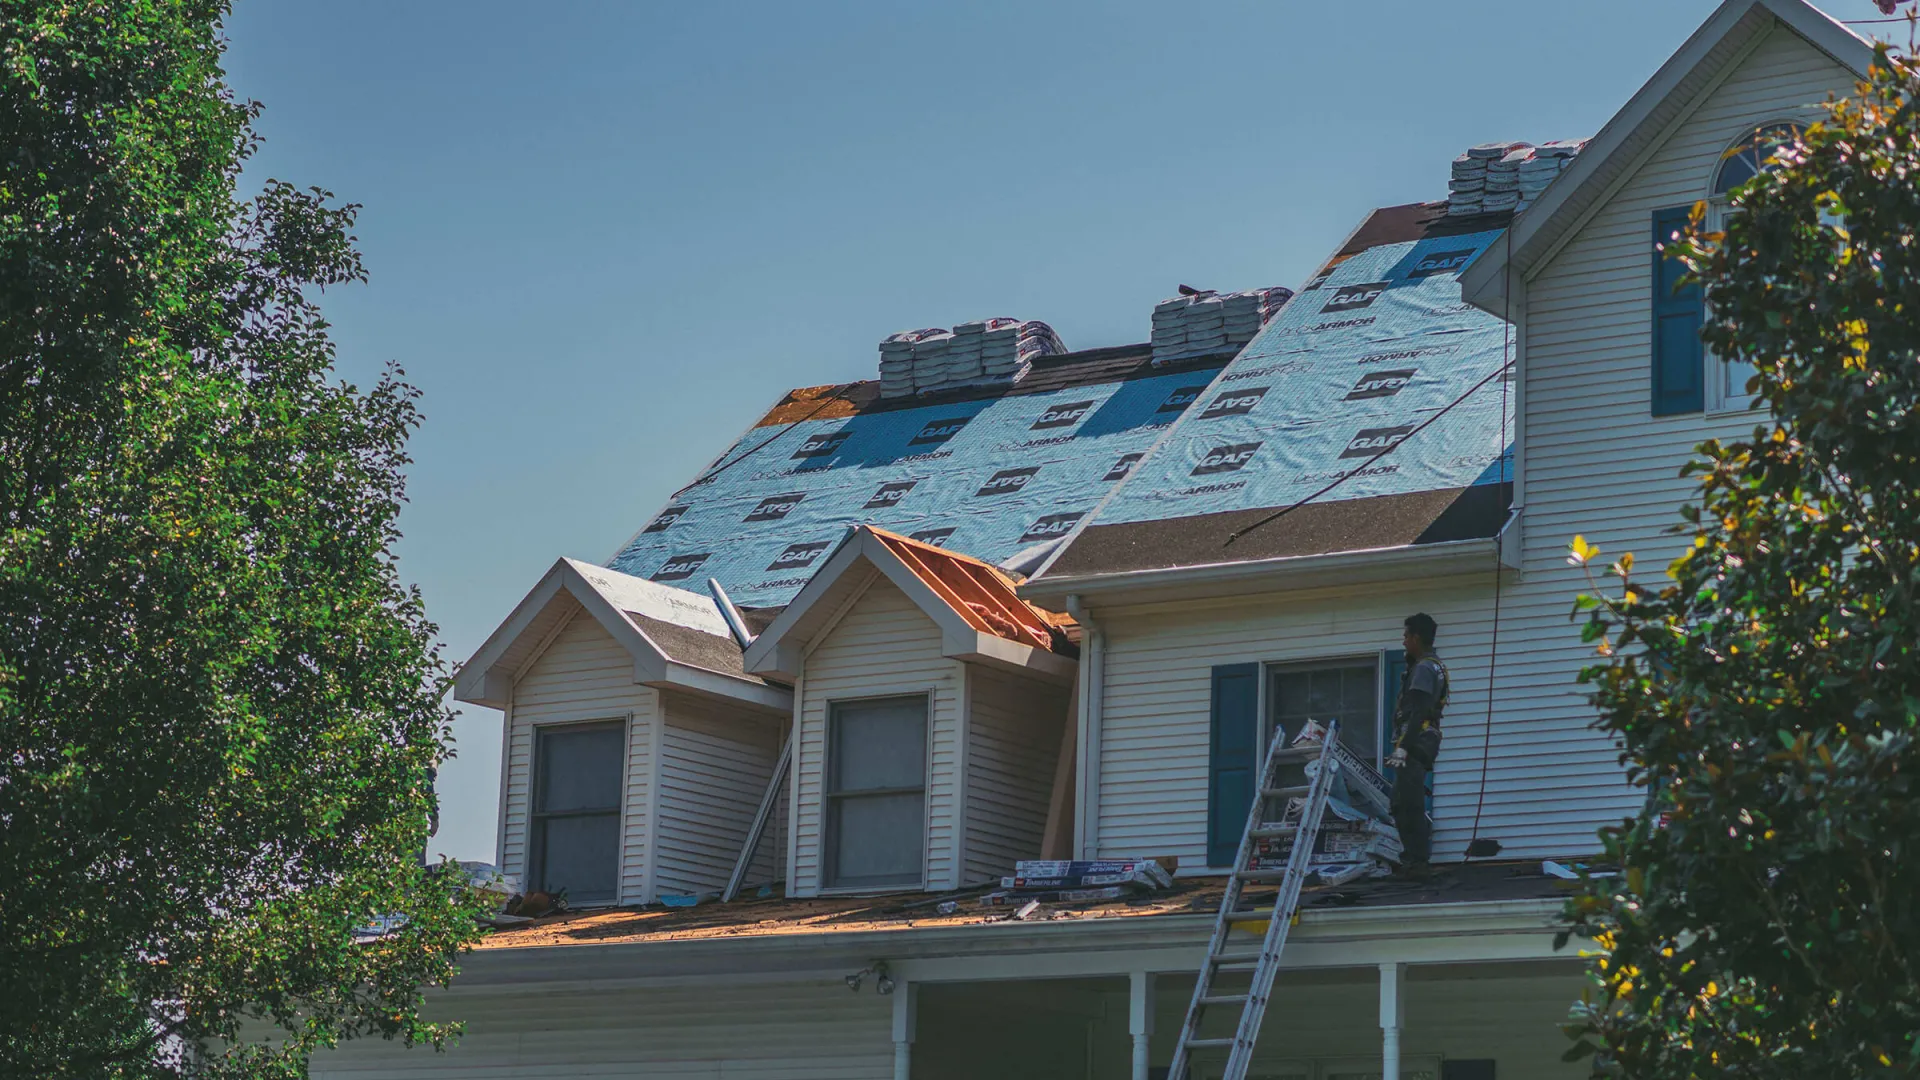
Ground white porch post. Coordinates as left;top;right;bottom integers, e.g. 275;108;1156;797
1379;961;1404;1080
1129;970;1157;1080
892;980;919;1080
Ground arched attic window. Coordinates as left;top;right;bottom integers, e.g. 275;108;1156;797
1711;121;1804;197
1702;122;1803;411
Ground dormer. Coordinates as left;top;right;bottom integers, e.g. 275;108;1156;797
456;559;791;907
744;528;1077;895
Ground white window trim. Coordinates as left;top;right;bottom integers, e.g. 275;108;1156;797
526;715;631;908
818;691;932;895
1702;196;1756;415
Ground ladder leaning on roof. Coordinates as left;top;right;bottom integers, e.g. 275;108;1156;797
1166;722;1342;1080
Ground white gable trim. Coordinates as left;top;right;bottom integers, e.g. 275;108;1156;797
455;558;787;712
1461;0;1871;311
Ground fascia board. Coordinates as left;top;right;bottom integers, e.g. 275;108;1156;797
945;630;1078;685
1022;538;1500;610
650;662;793;713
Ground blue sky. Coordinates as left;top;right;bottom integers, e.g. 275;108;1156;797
221;0;1898;864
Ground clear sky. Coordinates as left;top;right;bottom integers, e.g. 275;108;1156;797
221;0;1899;865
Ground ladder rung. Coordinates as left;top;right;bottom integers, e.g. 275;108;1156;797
1211;953;1262;969
1249;824;1298;839
1233;868;1291;881
1271;746;1320;762
1260;784;1312;799
1198;993;1249;1007
1185;1037;1239;1051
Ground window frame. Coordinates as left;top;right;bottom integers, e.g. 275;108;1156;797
527;717;628;907
1260;653;1389;771
822;692;931;893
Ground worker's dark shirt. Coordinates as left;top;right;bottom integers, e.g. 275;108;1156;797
1391;653;1448;766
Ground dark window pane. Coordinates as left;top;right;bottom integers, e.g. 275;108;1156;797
830;698;927;792
1270;661;1380;766
537;725;624;812
538;813;620;904
830;792;925;886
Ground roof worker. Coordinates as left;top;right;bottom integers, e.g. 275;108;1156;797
1386;613;1448;877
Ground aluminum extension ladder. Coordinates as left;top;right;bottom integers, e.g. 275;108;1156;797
1166;722;1342;1080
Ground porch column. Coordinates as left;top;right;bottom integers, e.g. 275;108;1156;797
892;980;918;1080
1379;961;1404;1080
1129;970;1157;1080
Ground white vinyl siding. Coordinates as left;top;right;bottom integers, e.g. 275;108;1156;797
790;576;962;895
501;612;655;904
653;691;785;898
309;979;894;1079
1497;25;1859;847
1094;577;1505;866
963;665;1069;883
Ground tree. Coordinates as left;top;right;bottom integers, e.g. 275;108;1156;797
0;3;488;1076
1563;45;1920;1078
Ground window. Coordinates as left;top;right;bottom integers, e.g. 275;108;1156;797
1704;122;1804;413
530;721;624;906
825;695;928;889
1268;658;1381;769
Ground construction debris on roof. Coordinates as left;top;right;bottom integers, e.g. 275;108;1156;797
607;341;1239;608
879;319;1069;399
1150;286;1294;366
866;527;1075;651
1447;139;1587;217
1036;203;1516;580
987;858;1174;906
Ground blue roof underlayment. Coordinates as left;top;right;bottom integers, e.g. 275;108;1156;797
606;362;1225;608
1067;229;1515;538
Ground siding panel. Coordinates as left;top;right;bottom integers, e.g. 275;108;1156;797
654;692;784;898
963;666;1069;883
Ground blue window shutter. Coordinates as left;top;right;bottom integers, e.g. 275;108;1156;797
1651;206;1705;416
1207;663;1260;868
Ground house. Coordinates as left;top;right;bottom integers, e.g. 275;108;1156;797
312;3;1873;1077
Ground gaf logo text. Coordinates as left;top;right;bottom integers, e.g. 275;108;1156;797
1340;424;1418;459
1158;386;1209;413
1192;442;1262;476
1344;369;1416;400
909;527;955;547
976;467;1040;497
643;505;689;533
1408;249;1475;279
1199;386;1269;419
864;480;916;509
909;416;971;446
1020;512;1086;543
744;492;804;522
767;541;831;571
791;430;851;459
1103;453;1144;482
1320;281;1390;313
1031;400;1094;430
652;552;711;582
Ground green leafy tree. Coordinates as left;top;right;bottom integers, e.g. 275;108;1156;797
1563;45;1920;1078
0;3;488;1076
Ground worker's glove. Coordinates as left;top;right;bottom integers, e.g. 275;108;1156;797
1385;748;1408;768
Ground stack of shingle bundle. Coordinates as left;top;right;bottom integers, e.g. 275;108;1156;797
983;858;1175;905
1150;286;1292;366
880;329;945;397
1447;138;1587;217
878;319;1068;399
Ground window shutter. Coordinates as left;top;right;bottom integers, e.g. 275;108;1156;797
1207;663;1260;868
1651;206;1705;416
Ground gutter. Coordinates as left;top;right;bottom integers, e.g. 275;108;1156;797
443;896;1571;993
1025;537;1500;609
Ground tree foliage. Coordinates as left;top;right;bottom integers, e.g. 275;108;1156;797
0;3;487;1076
1564;46;1920;1078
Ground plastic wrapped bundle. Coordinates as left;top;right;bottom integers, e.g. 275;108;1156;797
879;328;945;399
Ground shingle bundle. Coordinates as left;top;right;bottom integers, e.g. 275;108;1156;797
1446;138;1587;217
878;319;1068;399
1151;286;1293;367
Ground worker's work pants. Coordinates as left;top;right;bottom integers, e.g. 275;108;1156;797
1392;758;1432;866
